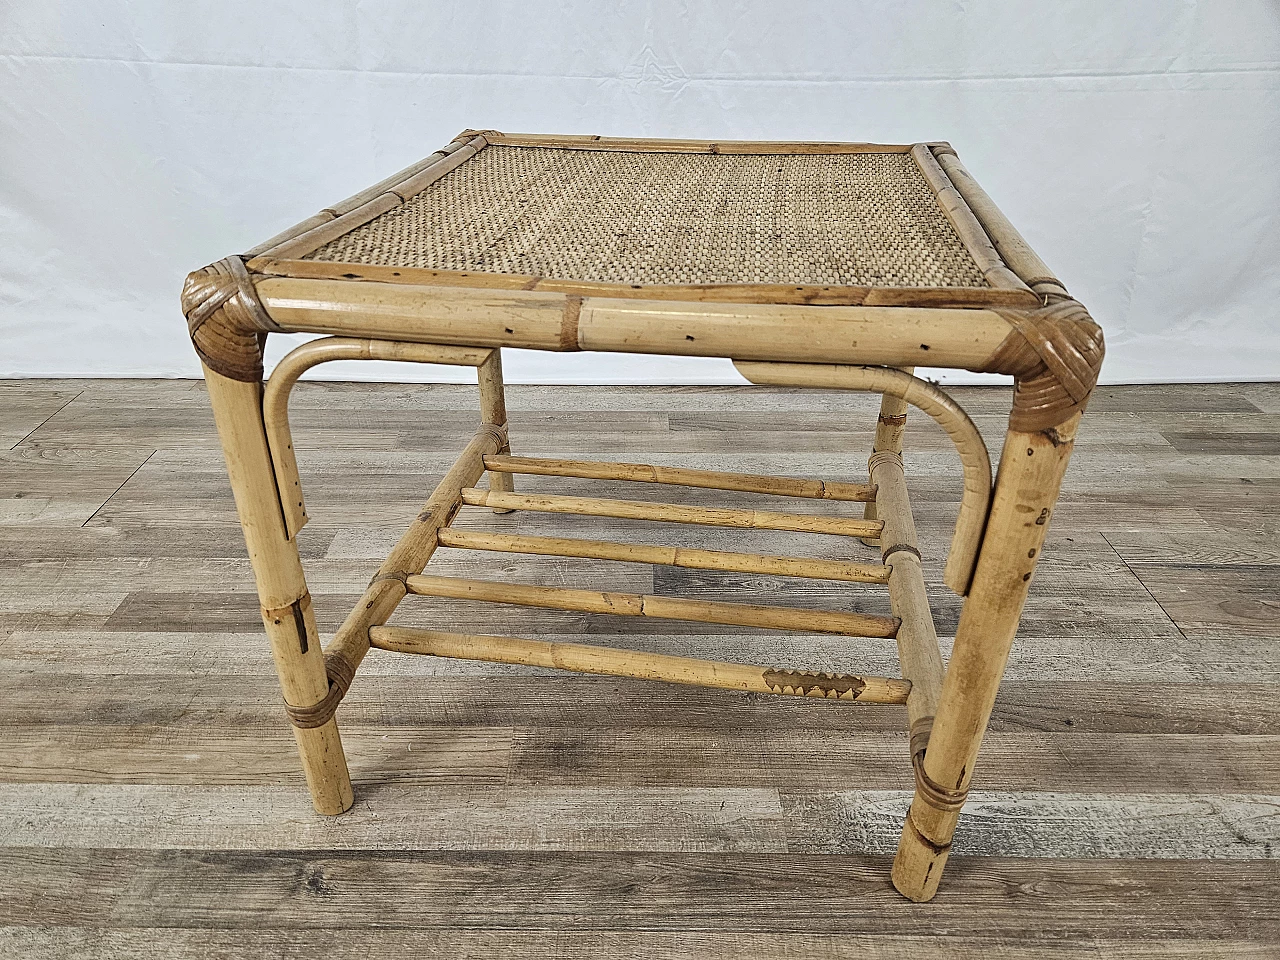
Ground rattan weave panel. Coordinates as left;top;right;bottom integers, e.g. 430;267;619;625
307;146;989;288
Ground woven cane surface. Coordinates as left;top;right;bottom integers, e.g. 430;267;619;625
306;145;989;288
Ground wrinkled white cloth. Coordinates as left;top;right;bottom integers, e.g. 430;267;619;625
2;1;1277;383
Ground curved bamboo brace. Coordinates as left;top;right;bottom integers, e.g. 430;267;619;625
262;337;494;539
732;361;991;596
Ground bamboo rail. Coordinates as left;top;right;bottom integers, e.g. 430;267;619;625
931;146;1068;299
733;362;991;595
871;451;947;766
322;423;506;678
436;528;891;584
483;454;875;502
910;145;1029;293
404;574;901;638
369;626;911;703
262;336;494;539
862;367;914;543
459;488;884;538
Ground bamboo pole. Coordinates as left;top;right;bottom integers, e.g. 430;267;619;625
932;149;1068;299
459;488;884;539
202;366;353;815
476;349;515;508
862;367;914;542
891;413;1083;902
247;257;1040;309
733;361;991;595
870;452;946;764
484;454;875;502
369;626;911;703
909;145;1030;292
436;528;891;584
251;276;1018;371
323;424;506;676
404;574;901;638
262;337;494;539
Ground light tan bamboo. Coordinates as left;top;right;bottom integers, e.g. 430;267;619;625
891;413;1084;903
436;528;891;584
251;277;1018;371
733;362;991;595
202;366;353;815
577;299;1015;369
870;452;946;755
369;626;911;703
484;454;875;502
459;488;884;538
247;257;1040;309
263;135;487;260
910;145;1029;292
255;278;573;351
932;149;1068;298
323;424;505;675
476;349;515;507
404;574;901;638
862;367;914;543
262;337;494;539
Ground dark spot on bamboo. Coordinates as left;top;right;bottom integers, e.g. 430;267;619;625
505;327;514;334
291;598;309;654
920;343;930;350
686;335;696;341
1035;507;1050;525
1022;572;1031;581
1028;548;1036;558
342;273;358;279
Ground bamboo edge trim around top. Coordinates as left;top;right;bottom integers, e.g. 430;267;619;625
369;626;911;704
244;258;1041;309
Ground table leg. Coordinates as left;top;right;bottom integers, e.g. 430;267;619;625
863;370;913;542
891;412;1083;900
478;348;516;510
204;366;354;815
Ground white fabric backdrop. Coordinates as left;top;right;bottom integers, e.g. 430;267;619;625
2;2;1278;384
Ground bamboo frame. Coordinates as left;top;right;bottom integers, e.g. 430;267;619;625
436;528;891;584
734;362;991;595
458;488;884;538
261;336;495;539
483;454;875;501
369;626;911;703
404;574;901;638
187;131;1101;904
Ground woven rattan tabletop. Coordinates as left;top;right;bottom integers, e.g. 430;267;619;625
242;132;1048;306
307;142;986;289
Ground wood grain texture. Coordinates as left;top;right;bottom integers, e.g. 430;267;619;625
1;379;1278;954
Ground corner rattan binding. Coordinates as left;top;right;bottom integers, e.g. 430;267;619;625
184;130;1103;902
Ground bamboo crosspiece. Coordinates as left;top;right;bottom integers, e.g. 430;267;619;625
186;130;1102;903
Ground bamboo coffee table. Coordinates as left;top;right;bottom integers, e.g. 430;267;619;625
183;131;1103;902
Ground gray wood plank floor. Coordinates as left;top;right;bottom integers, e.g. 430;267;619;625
1;378;1278;958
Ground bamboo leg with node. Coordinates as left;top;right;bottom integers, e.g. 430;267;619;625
863;367;914;543
891;412;1084;901
202;366;354;815
477;348;516;509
